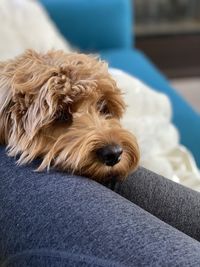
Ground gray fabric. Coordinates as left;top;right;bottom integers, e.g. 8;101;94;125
1;146;200;266
113;167;200;241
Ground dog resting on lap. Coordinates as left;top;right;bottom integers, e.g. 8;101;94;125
0;50;139;182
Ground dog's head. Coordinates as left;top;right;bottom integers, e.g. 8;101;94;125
0;50;139;182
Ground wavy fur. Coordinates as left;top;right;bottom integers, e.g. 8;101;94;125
0;50;139;182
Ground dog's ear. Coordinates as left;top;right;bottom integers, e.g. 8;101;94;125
1;50;72;139
0;50;53;141
21;81;72;139
11;50;58;94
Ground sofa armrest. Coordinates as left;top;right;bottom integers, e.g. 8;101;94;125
40;0;133;51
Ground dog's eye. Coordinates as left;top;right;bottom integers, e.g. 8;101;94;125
100;105;110;116
97;100;112;117
55;112;72;123
97;100;110;116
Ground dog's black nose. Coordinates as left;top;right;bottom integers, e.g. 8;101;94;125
96;144;123;166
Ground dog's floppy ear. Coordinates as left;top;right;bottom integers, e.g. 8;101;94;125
12;50;59;94
14;51;73;138
21;80;72;139
0;52;37;141
0;50;52;141
0;50;73;139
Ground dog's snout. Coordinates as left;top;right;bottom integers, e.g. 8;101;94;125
96;144;123;166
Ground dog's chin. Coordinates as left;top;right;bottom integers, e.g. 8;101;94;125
91;170;128;184
59;165;129;183
78;167;126;183
52;152;139;183
87;166;134;183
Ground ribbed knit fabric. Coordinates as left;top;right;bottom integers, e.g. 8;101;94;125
113;167;200;242
1;146;200;266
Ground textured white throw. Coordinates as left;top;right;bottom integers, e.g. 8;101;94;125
0;0;71;61
0;0;200;190
110;69;200;190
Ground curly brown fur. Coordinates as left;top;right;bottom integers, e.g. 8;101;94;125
0;50;139;182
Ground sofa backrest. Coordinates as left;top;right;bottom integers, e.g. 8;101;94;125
40;0;133;52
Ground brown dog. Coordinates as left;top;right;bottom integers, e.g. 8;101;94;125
0;50;139;182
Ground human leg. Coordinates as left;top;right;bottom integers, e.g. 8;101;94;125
113;167;200;241
1;148;200;266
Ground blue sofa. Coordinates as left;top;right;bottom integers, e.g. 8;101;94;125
41;0;200;167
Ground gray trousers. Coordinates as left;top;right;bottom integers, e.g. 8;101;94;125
0;146;200;266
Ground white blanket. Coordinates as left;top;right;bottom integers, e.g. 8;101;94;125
1;0;200;190
110;69;200;190
0;0;71;60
